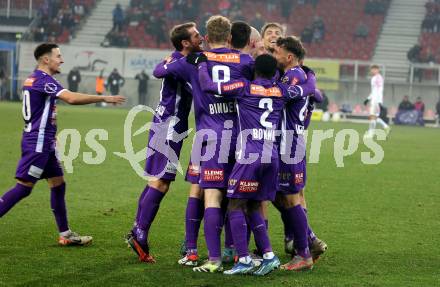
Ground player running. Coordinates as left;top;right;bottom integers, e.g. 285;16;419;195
126;22;203;263
0;43;125;246
364;64;390;138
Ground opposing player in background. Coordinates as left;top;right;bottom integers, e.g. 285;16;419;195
365;64;390;138
0;43;125;245
126;22;203;263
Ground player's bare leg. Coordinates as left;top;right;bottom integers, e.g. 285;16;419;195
179;184;204;266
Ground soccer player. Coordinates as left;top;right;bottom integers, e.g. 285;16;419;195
154;15;254;272
272;36;326;270
0;43;125;245
365;64;390;138
261;22;284;53
126;22;203;263
197;53;317;275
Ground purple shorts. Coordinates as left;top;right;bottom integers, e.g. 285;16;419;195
15;149;63;183
226;161;279;201
144;129;184;181
277;158;307;195
194;140;235;189
185;160;200;184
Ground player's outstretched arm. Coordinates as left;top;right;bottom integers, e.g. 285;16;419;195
197;61;246;97
58;90;125;105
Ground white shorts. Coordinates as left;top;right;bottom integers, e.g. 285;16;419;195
369;102;380;116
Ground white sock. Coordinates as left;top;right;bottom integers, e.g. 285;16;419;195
263;252;274;260
376;118;389;128
369;119;376;132
239;255;252;264
60;229;71;237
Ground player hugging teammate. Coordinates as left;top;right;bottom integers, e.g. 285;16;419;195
125;16;328;275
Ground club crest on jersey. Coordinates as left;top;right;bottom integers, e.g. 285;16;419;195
44;82;58;94
203;169;224;181
238;180;259;192
24;77;35;87
250;84;282;97
281;76;289;84
204;52;240;63
294;173;304;184
228;178;238;186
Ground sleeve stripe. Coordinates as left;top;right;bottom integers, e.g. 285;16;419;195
297;86;303;97
56;89;67;98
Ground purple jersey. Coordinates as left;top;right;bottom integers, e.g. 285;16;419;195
279;66;309;155
198;62;307;161
21;70;66;153
153;51;192;134
153;48;254;138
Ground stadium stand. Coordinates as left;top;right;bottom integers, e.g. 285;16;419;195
108;0;389;61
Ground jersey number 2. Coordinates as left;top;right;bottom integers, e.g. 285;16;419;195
259;98;273;128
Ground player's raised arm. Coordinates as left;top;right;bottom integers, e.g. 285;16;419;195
153;57;189;81
58;90;125;105
196;58;246;97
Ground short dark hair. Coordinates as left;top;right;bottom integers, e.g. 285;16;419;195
370;64;380;70
276;36;306;60
255;54;278;79
170;22;196;51
231;21;251;49
34;43;59;60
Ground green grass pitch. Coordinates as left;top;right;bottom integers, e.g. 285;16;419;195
0;102;439;286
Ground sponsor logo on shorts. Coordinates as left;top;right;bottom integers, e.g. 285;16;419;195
238;180;259;193
28;165;43;178
228;178;238;186
203;169;224;182
294;173;304;184
188;164;200;176
279;172;291;181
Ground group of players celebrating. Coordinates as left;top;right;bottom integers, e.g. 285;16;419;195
0;14;327;277
127;16;327;276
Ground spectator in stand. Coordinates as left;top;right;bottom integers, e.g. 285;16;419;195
267;0;277;14
250;13;265;33
281;0;293;21
311;16;325;42
106;69;125;96
407;44;421;63
218;0;231;16
113;4;124;32
135;70;149;106
154;16;167;48
67;68;81;92
354;22;369;38
301;26;313;43
398;95;414;111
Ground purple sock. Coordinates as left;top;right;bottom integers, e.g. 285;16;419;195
280;208;294;240
264;219;269;231
224;213;234;248
185;197;204;250
137;187;165;242
0;184;32;217
228;210;248;258
304;208;317;243
50;182;69;232
135;186;149;225
204;207;223;261
248;211;272;253
287;205;310;258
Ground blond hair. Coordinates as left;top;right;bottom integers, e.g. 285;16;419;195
206;15;231;44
